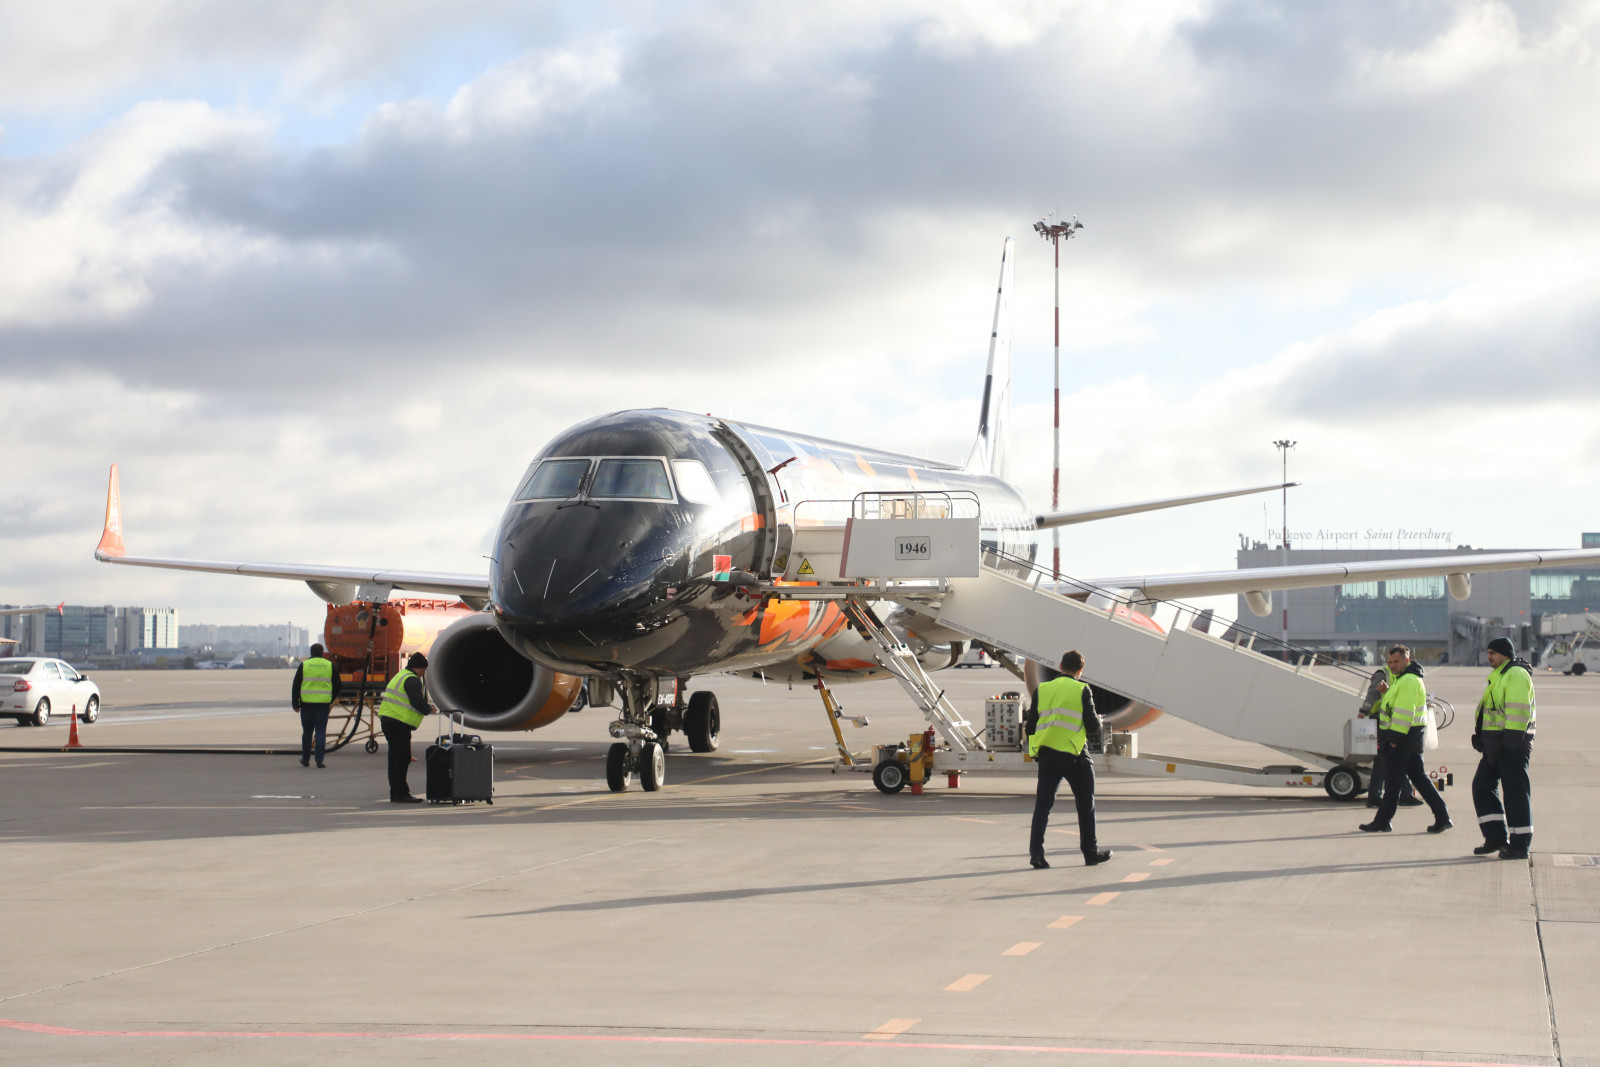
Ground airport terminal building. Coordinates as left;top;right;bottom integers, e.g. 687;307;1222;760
1236;534;1600;666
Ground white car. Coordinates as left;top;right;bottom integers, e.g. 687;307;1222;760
0;658;101;726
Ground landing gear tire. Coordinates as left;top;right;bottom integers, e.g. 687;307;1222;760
639;741;665;792
872;759;907;795
1324;763;1363;802
81;696;99;724
365;738;380;754
1574;663;1587;676
605;743;631;792
685;691;720;753
650;708;671;754
31;698;50;727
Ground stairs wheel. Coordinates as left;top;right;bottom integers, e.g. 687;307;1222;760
872;759;908;795
1323;763;1363;802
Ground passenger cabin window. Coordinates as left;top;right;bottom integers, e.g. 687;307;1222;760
591;458;674;500
0;662;31;675
671;460;721;504
41;661;61;679
518;458;592;500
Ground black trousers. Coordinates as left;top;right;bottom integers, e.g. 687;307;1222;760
1369;745;1416;803
299;703;332;764
1472;735;1533;849
1372;743;1449;828
380;715;415;799
1030;747;1097;858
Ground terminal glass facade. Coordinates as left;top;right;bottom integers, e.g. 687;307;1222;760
1334;577;1447;635
1529;570;1600;615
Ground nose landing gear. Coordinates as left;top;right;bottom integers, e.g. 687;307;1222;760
604;675;720;791
606;673;666;792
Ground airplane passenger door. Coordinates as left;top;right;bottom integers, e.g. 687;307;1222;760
713;422;781;579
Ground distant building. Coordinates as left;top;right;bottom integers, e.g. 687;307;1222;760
45;605;118;662
117;607;179;653
178;622;311;658
1236;535;1600;666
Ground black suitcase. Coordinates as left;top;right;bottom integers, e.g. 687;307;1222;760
425;712;494;804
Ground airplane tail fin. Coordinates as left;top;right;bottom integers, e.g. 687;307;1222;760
965;237;1014;479
96;464;125;560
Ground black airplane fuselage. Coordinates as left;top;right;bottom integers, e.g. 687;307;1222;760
490;409;1033;678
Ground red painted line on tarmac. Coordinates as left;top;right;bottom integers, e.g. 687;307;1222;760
0;1018;1549;1065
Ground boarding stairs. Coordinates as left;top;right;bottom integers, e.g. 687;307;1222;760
771;495;1379;793
918;556;1368;770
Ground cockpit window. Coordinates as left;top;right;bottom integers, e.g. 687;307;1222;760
517;458;591;500
591;458;674;500
671;460;720;504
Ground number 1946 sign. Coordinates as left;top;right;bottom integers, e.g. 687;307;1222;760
895;536;931;559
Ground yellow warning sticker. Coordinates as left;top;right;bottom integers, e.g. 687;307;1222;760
797;558;815;576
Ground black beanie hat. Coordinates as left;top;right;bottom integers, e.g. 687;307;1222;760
407;652;429;670
1486;637;1515;658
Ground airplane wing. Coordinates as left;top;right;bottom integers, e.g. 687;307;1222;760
1079;548;1600;606
93;465;490;601
1035;483;1296;530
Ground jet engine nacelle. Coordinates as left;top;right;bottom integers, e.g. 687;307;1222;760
426;612;583;732
1023;602;1166;732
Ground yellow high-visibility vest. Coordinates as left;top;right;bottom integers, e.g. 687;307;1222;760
300;657;335;704
1029;676;1089;757
378;669;424;728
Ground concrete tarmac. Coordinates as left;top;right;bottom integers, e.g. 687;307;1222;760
0;665;1595;1065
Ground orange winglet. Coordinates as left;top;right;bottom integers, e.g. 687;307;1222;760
95;464;125;559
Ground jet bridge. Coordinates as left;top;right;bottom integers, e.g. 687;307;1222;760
771;495;1415;800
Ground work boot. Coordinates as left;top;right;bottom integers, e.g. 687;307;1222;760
1426;818;1453;834
300;758;310;767
1084;849;1113;866
316;761;326;768
390;795;425;804
1397;795;1424;807
1365;796;1381;808
1029;855;1049;870
1359;821;1392;833
1499;847;1530;861
1473;842;1502;856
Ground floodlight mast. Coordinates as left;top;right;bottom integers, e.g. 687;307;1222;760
1034;212;1084;581
1273;438;1297;646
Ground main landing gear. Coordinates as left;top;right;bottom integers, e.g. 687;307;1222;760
604;676;722;792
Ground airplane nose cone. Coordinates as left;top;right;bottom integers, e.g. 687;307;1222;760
493;502;685;633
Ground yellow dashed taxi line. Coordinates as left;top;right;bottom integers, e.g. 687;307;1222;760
863;1018;919;1040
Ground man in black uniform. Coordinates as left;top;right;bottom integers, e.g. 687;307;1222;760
1025;650;1112;868
290;642;342;768
377;652;436;803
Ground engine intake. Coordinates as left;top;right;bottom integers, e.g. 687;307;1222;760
426;613;582;732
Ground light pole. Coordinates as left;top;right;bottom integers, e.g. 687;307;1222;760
1034;212;1083;581
1273;438;1296;647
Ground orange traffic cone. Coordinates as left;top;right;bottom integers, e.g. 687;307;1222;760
66;705;82;749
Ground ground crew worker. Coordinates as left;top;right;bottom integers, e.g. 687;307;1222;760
377;652;435;803
1471;637;1536;860
291;643;342;768
1360;645;1451;834
1026;650;1112;868
1359;664;1420;809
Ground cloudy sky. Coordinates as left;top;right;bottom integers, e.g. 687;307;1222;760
2;0;1597;632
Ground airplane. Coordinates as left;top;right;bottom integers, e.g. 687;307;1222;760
93;238;1600;791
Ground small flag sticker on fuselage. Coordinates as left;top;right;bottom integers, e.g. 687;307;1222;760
712;554;732;581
